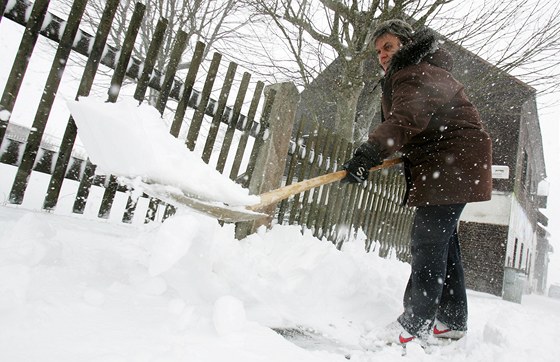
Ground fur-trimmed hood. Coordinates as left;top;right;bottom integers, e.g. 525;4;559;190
385;28;453;80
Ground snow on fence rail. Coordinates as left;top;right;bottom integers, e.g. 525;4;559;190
0;0;414;256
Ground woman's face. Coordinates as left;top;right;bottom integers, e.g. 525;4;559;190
374;33;403;71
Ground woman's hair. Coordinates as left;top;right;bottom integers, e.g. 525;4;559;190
369;19;414;46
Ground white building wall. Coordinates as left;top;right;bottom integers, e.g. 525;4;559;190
461;191;512;226
507;198;535;269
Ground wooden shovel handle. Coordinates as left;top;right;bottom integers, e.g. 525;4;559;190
248;157;403;211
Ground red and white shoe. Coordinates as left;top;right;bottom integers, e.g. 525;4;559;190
433;320;466;340
399;332;415;344
360;320;417;350
378;321;416;345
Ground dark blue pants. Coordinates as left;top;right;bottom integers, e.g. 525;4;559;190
398;203;468;336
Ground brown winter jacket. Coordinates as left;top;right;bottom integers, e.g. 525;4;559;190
369;28;493;207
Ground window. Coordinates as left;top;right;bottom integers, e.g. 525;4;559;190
521;151;529;190
512;238;518;267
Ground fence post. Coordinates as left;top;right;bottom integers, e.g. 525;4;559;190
235;82;299;239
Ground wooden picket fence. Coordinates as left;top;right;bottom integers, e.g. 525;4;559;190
276;120;414;258
0;0;414;258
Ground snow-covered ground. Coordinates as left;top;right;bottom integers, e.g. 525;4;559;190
1;204;559;362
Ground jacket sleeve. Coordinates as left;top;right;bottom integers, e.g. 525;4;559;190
368;65;461;158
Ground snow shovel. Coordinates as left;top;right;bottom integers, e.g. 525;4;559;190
141;158;402;222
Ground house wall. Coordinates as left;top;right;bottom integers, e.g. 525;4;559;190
513;98;547;212
460;192;511;296
459;220;508;296
460;190;542;296
506;198;535;270
534;228;551;293
506;197;542;293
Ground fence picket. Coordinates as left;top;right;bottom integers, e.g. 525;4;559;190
185;52;222;151
169;41;206;138
321;138;347;241
138;28;190;222
289;122;318;224
377;174;394;258
98;2;146;219
299;125;326;227
306;129;335;233
72;162;95;214
240;88;275;188
123;16;169;224
155;30;189;113
380;172;399;254
134;18;169;102
332;143;354;248
202;61;238;163
296;127;321;226
9;0;88;205
391;175;406;250
366;174;385;252
314;132;340;238
346;183;367;242
277;118;306;223
216;72;251;174
390;173;405;252
0;0;50;149
229;81;264;181
358;176;376;240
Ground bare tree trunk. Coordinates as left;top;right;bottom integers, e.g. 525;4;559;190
331;60;365;142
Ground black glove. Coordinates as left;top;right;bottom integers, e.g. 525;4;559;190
341;142;383;184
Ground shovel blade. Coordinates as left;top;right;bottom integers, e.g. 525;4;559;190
136;182;267;222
